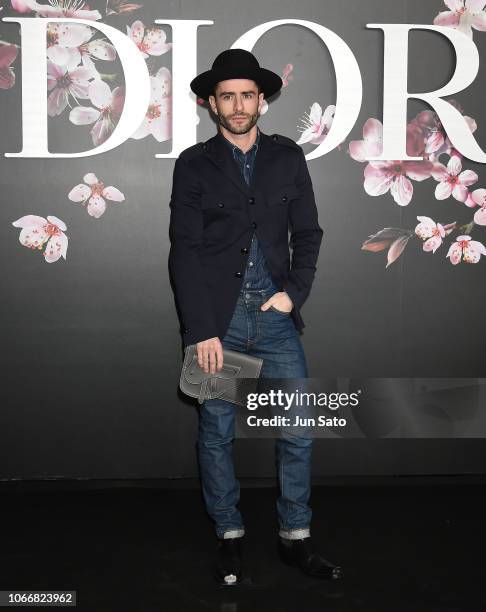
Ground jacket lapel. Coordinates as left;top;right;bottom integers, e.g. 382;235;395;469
203;129;274;197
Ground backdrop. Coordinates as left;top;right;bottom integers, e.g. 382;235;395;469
1;0;486;479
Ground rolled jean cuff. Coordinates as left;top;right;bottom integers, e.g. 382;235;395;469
279;527;310;540
220;528;245;539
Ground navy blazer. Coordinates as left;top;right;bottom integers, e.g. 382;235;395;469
168;129;324;348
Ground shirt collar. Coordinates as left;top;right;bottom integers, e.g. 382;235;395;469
219;126;260;156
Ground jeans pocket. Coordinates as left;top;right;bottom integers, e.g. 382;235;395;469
269;305;291;316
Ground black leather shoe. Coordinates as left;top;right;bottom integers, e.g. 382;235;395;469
278;536;343;580
214;537;243;585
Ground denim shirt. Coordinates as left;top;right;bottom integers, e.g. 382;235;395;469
219;128;279;294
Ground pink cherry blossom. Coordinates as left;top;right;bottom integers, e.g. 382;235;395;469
431;155;478;202
296;102;335;145
69;80;125;146
281;64;293;87
415;216;446;253
434;0;486;39
364;159;433;206
349;116;430;162
47;23;91;67
126;21;172;59
349;118;383;162
131;67;172;142
413;109;477;163
47;22;116;71
23;0;101;20
468;188;486;224
0;43;18;90
68;172;125;218
446;234;486;264
47;59;95;116
12;214;68;263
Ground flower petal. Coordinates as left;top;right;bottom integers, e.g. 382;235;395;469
364;169;394;196
423;235;442;253
68;183;91;202
390;175;413;206
87;195;106;218
84;173;99;185
102;186;124;202
452;184;468;202
69;105;99;125
435;181;453;200
88;78;113;109
87;39;117;61
474;206;486;225
447;155;462;176
445;0;464;10
46;215;67;230
458;169;478;186
47;87;68;117
434;10;461;27
446;242;462;264
386;236;410;267
44;233;67;263
466;0;486;12
12;214;45;229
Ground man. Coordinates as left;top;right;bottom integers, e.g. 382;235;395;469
168;48;342;585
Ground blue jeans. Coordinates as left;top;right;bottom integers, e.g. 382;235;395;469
197;288;312;540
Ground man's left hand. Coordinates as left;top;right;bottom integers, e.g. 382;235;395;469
260;291;293;314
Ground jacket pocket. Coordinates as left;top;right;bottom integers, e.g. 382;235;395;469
201;192;241;210
265;184;300;207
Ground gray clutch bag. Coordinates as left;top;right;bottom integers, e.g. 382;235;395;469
180;344;263;406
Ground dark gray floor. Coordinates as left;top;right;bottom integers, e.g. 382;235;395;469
0;477;484;611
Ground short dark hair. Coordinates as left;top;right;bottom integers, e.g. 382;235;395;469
212;81;262;98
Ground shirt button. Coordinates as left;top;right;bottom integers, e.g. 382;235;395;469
251;222;257;229
245;293;250;299
234;271;242;277
249;262;254;267
246;164;250;168
246;283;250;288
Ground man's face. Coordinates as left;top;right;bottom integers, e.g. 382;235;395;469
209;79;264;135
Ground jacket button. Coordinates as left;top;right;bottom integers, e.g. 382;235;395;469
248;197;255;204
251;222;257;229
218;202;224;207
271;134;278;140
183;328;189;334
281;196;288;203
234;271;243;277
241;247;249;254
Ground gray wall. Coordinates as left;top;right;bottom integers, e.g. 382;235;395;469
1;0;486;479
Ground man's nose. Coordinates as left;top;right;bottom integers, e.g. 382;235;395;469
233;96;244;111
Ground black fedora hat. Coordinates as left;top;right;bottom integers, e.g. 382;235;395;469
190;48;283;101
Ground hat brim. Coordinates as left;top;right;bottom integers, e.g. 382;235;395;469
190;66;282;101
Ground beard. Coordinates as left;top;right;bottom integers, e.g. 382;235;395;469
217;109;260;134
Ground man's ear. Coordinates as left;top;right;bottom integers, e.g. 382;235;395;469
258;92;265;111
208;95;218;114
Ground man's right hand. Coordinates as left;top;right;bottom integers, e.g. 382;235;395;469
197;337;223;374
